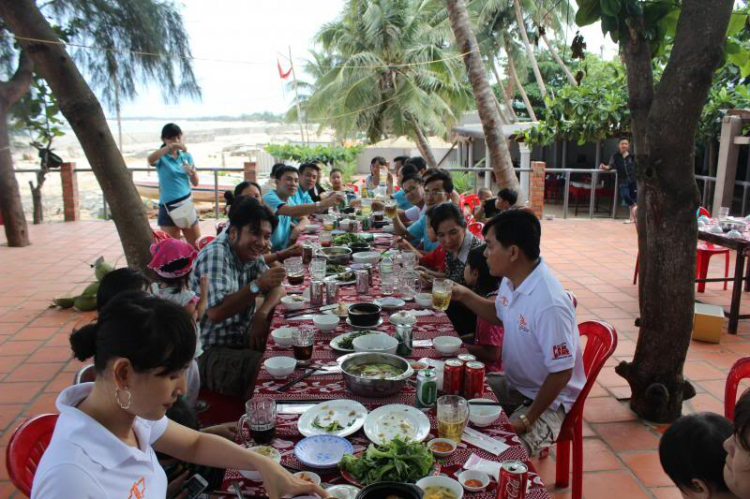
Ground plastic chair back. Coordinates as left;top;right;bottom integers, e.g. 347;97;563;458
72;364;96;385
462;194;481;211
697;206;711;218
195;235;216;251
468;222;484;237
726;357;750;420
151;229;171;243
6;414;59;496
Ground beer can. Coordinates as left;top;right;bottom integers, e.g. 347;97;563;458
464;361;486;399
498;460;528;499
325;281;340;304
443;359;464;396
352;220;361;233
310;280;325;307
355;270;370;294
302;244;313;265
457;354;476;363
395;324;413;356
362;263;374;286
416;368;437;408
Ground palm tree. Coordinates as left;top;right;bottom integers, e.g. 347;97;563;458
445;0;519;190
302;0;473;166
0;0;199;267
512;0;547;100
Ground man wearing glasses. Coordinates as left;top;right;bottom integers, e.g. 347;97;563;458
393;170;452;252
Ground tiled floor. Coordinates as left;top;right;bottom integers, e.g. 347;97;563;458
2;218;749;498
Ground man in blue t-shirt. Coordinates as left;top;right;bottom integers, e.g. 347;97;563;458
391;156;412;210
394;170;452;252
263;166;343;251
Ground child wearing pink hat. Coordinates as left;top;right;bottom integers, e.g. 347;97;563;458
149;238;208;406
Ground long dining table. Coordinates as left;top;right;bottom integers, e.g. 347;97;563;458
218;229;551;498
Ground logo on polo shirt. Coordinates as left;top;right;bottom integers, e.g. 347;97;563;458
518;315;530;333
552;342;572;360
500;295;509;307
129;478;146;499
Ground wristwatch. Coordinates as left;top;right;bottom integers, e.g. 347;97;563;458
248;280;260;294
314;201;321;212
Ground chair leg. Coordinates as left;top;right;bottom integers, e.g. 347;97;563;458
725;251;730;291
633;254;639;285
555;439;571;489
572;429;584;499
697;251;710;293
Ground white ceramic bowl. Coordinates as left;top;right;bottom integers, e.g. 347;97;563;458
271;327;297;347
433;336;462;356
352;251;381;265
239;446;281;480
313;314;340;332
264;356;297;379
294;471;322;486
416;475;464;499
352;332;398;355
415;292;433;308
304;224;321;233
389;311;417;326
468;398;502;427
281;295;308;311
457;470;490;492
427;438;457;458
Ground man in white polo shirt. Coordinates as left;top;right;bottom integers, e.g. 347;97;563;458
452;208;585;456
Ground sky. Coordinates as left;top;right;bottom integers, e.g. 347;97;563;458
114;0;618;119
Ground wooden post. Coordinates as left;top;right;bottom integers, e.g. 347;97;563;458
713;116;743;215
244;161;257;182
528;161;545;218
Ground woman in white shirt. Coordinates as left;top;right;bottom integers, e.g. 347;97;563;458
32;291;326;499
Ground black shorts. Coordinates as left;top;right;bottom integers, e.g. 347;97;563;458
197;347;262;398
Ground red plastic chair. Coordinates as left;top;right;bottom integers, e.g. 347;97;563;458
551;321;618;499
462;194;482;212
6;414;59;496
698;206;711;218
195;235;216;251
151;228;172;243
468;221;484;238
725;357;750;420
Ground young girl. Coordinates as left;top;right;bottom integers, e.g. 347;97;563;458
462;244;503;372
148;238;208;406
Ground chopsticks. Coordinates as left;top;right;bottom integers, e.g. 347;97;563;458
276;368;319;392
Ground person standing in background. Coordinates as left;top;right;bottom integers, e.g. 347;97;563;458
600;138;637;224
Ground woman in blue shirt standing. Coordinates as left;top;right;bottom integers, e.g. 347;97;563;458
148;124;202;247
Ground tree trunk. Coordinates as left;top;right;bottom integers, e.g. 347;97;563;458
0;0;154;268
541;32;577;86
614;0;733;422
29;168;46;224
445;0;519;191
505;48;537;121
408;116;438;168
491;61;518;122
0;52;32;247
512;0;547;100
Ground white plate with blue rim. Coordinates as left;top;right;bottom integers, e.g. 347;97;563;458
294;435;354;469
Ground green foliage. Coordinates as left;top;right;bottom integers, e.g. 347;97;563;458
10;77;65;147
264;143;365;182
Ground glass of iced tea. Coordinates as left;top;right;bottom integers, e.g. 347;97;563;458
432;278;453;311
238;398;277;446
437;395;469;443
292;326;315;366
319;231;333;248
385;200;397;219
284;257;305;286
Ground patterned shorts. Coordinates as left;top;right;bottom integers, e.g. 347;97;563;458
197;347;262;398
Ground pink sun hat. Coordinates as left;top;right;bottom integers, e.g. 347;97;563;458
148;238;197;279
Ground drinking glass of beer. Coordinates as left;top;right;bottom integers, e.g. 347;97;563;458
361;198;373;217
437;395;469;443
284;257;305;286
293;326;315;366
238;398;277;446
432;278;453;311
385;199;398;219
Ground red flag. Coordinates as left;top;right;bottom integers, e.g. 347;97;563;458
277;59;292;79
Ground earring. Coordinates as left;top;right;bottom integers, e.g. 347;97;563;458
115;387;132;410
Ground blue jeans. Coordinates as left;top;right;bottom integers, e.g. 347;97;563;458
619;182;637;207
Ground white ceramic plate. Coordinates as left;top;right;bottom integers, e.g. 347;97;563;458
298;399;368;438
294;435;354;469
364;404;430;444
324;274;356;286
374;297;406;309
329;330;379;352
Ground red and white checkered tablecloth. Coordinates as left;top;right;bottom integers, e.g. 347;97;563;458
220;228;551;498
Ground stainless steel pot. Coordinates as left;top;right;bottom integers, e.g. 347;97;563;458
338;352;414;398
317;246;352;265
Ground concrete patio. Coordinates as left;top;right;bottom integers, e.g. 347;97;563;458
1;218;749;498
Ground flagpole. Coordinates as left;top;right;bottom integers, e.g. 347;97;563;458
289;46;307;145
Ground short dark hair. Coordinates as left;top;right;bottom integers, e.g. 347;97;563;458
330;168;343;177
370;156;386;166
160;123;182;140
430;202;466;233
400;164;420;178
660;412;733;494
273;165;298;180
401;174;423;186
424;169;454;194
71;291;196;375
393;155;409;166
734;389;750;451
497;188;518;206
228;196;278;233
270;163;286;177
224;181;262;207
466;245;501;297
483;208;541;260
298;162;320;175
97;268;149;310
405;157;427;171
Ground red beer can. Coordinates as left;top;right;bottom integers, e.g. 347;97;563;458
464;361;485;399
443;359;464;395
498;460;528;499
457;354;476;363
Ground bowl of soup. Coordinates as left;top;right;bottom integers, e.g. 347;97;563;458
339;352;413;398
348;302;383;327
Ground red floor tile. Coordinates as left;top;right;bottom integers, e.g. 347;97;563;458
3;362;63;383
593;422;660;452
581;470;650;499
649;488;683;499
621;451;674;487
688;393;725;414
583;397;638;424
25;346;74;364
682;360;729;381
0;382;45;404
11;327;61;341
581;438;622;471
0;340;43;356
